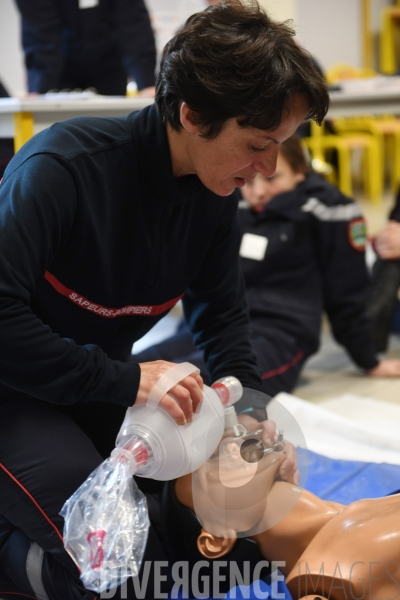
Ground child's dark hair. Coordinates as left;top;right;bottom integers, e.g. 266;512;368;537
280;135;311;175
156;0;329;139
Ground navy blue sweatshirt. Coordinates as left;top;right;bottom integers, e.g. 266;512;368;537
0;105;262;410
239;173;379;370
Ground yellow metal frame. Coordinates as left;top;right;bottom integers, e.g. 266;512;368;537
380;7;400;75
13;112;34;152
304;121;382;204
362;0;373;70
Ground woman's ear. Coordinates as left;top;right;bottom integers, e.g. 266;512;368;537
180;102;199;133
197;528;236;559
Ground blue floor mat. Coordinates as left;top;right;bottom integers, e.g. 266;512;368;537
303;448;400;503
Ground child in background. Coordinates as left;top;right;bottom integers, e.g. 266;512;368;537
133;135;400;398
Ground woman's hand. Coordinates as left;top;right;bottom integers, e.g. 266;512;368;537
136;360;204;425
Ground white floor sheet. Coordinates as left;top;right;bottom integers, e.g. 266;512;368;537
268;392;400;466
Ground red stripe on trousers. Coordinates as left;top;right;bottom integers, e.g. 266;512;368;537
0;593;38;599
0;463;64;544
261;350;305;380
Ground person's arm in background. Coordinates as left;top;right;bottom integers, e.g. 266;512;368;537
115;0;156;94
373;183;400;260
14;0;64;93
315;195;400;377
374;221;400;260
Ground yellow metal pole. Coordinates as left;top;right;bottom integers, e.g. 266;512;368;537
13;112;34;152
380;7;400;74
361;0;373;70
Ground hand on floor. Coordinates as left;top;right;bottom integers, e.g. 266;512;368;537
367;359;400;377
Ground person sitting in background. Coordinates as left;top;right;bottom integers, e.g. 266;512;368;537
0;79;14;177
367;191;400;352
132;135;400;398
14;0;156;96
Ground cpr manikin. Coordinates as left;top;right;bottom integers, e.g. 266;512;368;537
173;429;400;600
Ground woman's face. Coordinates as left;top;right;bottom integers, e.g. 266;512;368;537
241;151;306;212
177;94;309;197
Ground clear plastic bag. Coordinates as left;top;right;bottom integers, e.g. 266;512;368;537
60;447;149;593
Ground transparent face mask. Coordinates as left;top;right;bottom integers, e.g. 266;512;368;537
192;389;309;539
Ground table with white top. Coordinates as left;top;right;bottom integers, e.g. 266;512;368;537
328;85;400;119
2;85;400;152
0;94;154;151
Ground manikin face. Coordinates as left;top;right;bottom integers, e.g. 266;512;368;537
191;434;286;538
179;94;309;197
241;151;306;212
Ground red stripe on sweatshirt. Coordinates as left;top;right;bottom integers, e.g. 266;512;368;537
44;271;184;318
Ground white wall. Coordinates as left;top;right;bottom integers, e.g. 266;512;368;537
295;0;393;73
261;0;393;74
146;0;206;60
295;0;362;72
260;0;296;23
0;0;26;95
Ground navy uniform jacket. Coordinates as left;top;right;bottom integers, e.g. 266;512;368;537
238;173;379;370
0;105;262;410
15;0;156;92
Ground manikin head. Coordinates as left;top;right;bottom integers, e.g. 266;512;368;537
241;134;309;211
166;428;293;544
155;1;328;196
160;431;289;597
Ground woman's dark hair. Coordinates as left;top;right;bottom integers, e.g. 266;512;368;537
280;135;311;175
155;0;329;139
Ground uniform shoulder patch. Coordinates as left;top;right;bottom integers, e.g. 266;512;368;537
348;217;367;251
